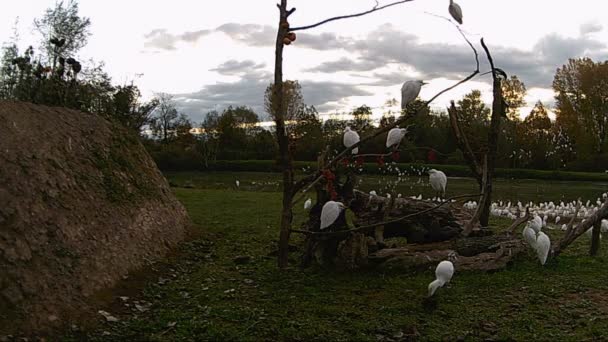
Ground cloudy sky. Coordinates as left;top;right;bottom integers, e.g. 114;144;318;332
1;0;607;123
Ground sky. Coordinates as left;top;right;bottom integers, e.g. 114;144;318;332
1;0;607;123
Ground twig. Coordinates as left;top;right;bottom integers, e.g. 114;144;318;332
290;0;415;32
563;198;581;239
290;193;482;237
507;207;530;234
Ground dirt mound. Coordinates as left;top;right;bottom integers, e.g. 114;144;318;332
0;101;190;333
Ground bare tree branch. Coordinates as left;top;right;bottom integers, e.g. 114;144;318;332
506;207;530;234
290;0;414;32
554;198;608;257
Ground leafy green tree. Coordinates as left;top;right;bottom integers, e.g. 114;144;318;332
350;105;373;133
554;58;608;156
501;75;527;121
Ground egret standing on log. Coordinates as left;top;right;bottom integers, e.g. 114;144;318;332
401;80;426;110
535;231;551;265
386;127;409;149
428;260;454;297
522;224;537;249
320;201;345;230
530;215;543;233
448;0;463;25
428;169;447;199
343;127;360;154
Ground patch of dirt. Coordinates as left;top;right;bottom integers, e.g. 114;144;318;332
0;101;190;334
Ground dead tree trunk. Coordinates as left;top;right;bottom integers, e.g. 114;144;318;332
590;220;602;256
274;0;295;269
480;39;506;227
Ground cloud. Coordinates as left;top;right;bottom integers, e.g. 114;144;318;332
290;24;607;88
143;28;211;50
210;59;266;75
304;57;378;73
215;23;275;46
580;22;603;35
173;62;373;122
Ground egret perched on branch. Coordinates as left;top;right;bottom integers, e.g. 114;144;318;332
448;0;463;25
320;201;345;230
386;127;409;149
401;80;426;110
535;231;551;265
428;260;454;297
304;198;312;210
428;169;447;199
343;127;360;154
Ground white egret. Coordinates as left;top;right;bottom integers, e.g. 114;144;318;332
428;260;454;297
401;80;426;109
235;180;240;188
561;224;567;231
555;216;560;224
386;127;409;148
529;215;543;233
448;0;463;25
522;225;537;248
536;232;551;265
428;169;447;198
304;198;312;210
320;201;345;230
343;127;360;154
602;219;608;233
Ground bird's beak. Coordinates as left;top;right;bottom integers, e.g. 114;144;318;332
421;81;428;85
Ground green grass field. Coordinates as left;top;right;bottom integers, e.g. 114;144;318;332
61;172;608;341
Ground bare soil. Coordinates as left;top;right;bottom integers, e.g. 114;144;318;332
0;101;190;334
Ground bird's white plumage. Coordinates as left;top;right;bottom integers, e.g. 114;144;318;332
428;260;454;297
529;215;543;233
401;80;425;109
235;180;240;187
522;225;537;248
304;198;312;210
602;219;608;233
428;169;447;196
448;0;463;25
385;127;408;148
535;231;551;265
343;127;360;154
320;201;345;230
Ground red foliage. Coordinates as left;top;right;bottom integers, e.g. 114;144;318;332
376;156;385;167
428;149;437;163
391;151;400;161
356;156;364;166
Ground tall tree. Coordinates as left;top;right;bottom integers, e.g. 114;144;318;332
553;58;608;155
265;79;304;122
501;75;527;121
150;93;179;143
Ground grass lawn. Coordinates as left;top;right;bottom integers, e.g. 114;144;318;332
60;172;608;341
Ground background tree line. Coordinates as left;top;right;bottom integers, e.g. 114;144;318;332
1;1;607;172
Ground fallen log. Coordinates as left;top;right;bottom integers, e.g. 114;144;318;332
369;234;526;272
